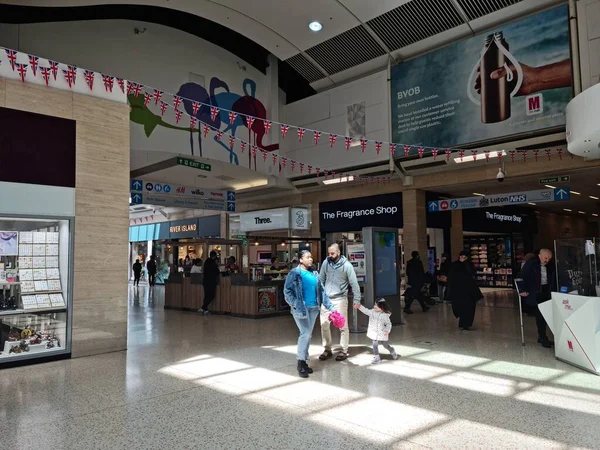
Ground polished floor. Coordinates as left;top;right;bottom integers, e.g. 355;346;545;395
1;287;600;449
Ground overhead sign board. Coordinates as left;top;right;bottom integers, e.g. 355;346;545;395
130;193;230;211
239;207;310;232
176;157;211;172
539;175;570;185
428;187;570;212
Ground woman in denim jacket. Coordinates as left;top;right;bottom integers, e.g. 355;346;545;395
284;250;337;378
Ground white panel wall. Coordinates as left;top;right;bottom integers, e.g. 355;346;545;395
578;0;600;90
280;70;390;172
0;21;281;168
0;182;75;217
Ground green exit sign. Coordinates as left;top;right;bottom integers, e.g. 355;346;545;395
177;157;211;172
539;175;569;185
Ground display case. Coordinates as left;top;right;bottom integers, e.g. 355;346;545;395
464;236;514;287
0;216;72;366
538;238;600;375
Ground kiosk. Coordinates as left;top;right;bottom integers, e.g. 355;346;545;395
539;238;600;375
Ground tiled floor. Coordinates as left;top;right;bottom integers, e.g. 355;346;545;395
2;286;600;449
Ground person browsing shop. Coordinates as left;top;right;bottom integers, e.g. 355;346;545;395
199;251;220;315
447;251;483;331
318;243;361;362
284;250;337;378
520;249;556;348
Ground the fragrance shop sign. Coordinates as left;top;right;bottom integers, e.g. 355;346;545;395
239;207;310;232
319;193;403;233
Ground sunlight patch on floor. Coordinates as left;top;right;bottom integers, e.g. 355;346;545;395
431;371;533;397
167;357;252;378
368;360;453;380
516;385;600;416
475;361;565;382
552;372;600;392
208;367;301;393
411;351;490;368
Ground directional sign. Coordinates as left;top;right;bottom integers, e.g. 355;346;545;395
539;175;570;185
176;157;211;172
132;193;229;210
131;179;143;192
131;193;143;205
428;187;571;212
227;202;236;212
227;191;236;202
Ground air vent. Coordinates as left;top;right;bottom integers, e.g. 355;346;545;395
455;0;523;21
367;0;464;51
306;25;386;75
284;54;325;83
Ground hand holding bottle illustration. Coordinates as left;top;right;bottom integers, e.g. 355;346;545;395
475;59;572;97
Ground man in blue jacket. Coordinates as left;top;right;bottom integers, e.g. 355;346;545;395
520;249;555;348
319;243;361;361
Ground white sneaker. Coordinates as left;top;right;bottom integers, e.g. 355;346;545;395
390;349;399;360
371;355;381;364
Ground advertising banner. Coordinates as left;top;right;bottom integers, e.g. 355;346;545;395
347;243;366;282
258;286;277;313
391;5;572;149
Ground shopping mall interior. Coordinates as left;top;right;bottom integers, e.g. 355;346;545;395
1;0;600;448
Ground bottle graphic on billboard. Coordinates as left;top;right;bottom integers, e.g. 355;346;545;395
468;31;523;123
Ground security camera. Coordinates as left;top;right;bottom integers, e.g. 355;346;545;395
496;168;505;182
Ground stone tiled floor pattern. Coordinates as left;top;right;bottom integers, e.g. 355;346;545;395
1;286;599;449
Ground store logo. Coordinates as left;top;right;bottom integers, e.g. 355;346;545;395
485;212;522;223
146;183;154;191
190;189;204;196
295;210;306;228
176;187;186;194
211;192;224;198
170;224;197;233
254;217;272;225
526;94;543;116
567;340;574;352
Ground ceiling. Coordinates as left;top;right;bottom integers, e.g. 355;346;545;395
0;0;564;96
432;167;600;219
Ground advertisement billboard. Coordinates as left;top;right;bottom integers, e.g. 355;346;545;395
390;5;572;149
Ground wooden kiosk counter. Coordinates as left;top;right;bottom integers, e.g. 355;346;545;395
165;274;290;318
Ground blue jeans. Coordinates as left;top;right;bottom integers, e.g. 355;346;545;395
292;306;320;361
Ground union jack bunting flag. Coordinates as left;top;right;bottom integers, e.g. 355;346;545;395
41;67;51;86
432;149;439;160
68;66;78;85
297;128;306;142
153;89;163;105
404;145;411;158
345;137;352;151
203;124;210;138
143;92;152;107
329;134;337;148
313;131;321;146
62;68;74;88
509;150;516;162
5;49;17;70
229;136;235;149
247;116;255;129
533;150;539;161
497;151;503;162
16;63;27;83
545;149;552;160
315;167;321;177
360;139;367;153
262;150;268;162
418;147;424;158
471;150;478;162
190;117;197;131
458;150;465;161
116;78;125;93
175;109;183;124
272;153;278;165
484;151;490;162
263;120;272;134
280;124;290;138
445;150;452;162
102;75;114;92
229;111;237;125
241;141;247;153
210;107;219;122
49;61;60;80
557;149;563;160
390;143;397;157
522;151;527;163
216;130;223;142
281;157;287;168
299;162;304;173
192;102;200;115
173;95;182;111
307;165;313;174
28;55;39;77
84;70;95;90
160;101;168;116
375;141;382;155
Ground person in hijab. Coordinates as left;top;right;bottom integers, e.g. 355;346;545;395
447;250;483;330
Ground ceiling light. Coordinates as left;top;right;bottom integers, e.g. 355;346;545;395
308;21;322;32
593;214;598;217
564;209;572;212
571;191;581;195
454;150;505;164
323;175;355;185
544;185;556;189
578;211;586;214
528;202;536;206
472;193;485;196
590;196;599;200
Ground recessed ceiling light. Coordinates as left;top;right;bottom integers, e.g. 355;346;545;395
323;175;354;185
454;150;505;164
528;202;536;206
544;185;556;189
472;192;485;196
593;213;599;217
571;191;581;195
590;196;599;200
564;209;572;212
309;21;323;31
578;211;586;214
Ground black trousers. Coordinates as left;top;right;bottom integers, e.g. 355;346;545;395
405;287;427;310
458;304;476;329
535;285;551;339
134;274;141;286
202;284;217;311
148;273;156;286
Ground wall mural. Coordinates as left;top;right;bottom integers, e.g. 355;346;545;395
129;77;279;169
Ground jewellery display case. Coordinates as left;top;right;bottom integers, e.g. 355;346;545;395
0;216;72;366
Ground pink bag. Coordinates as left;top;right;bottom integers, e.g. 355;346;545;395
328;311;345;329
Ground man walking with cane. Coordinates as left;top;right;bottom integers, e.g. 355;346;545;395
319;243;361;361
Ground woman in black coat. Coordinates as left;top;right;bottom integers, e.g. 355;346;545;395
447;251;483;330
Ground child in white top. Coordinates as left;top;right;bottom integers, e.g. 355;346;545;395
354;298;398;364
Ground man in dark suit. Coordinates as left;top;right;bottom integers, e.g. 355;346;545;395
520;249;556;348
200;251;220;315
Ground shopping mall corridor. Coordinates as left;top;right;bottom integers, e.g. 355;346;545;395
1;286;600;449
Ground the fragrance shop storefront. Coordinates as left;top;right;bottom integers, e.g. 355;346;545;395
318;193;451;280
129;215;225;283
462;206;538;288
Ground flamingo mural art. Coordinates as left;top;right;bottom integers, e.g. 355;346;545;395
129;76;278;168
